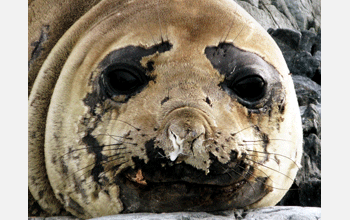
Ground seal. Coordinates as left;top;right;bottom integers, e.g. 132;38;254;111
28;0;303;218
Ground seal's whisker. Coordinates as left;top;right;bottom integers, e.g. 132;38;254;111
59;145;126;158
105;141;138;146
144;11;157;45
250;167;293;191
156;151;167;158
245;153;280;168
218;164;256;199
231;125;257;136
95;133;133;140
233;163;291;190
58;154;129;187
233;20;247;43
245;158;294;182
243;138;294;143
105;152;132;160
219;1;238;44
246;149;300;168
109;119;141;131
79;160;130;187
156;0;165;42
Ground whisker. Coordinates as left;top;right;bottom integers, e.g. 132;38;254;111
230;125;257;136
109;119;141;131
218;164;255;199
156;0;164;42
246;149;300;168
245;158;294;182
105;152;132;160
95;133;133;140
80;160;130;187
232;20;247;43
144;15;157;45
245;153;280;168
243;138;293;143
219;2;239;44
234;163;291;190
60;141;134;157
104;141;137;146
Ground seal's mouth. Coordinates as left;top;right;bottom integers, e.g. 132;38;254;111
118;162;269;213
125;152;252;186
114;140;271;213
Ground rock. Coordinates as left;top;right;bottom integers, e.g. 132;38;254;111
235;0;298;30
30;207;317;220
28;206;322;220
284;0;321;31
268;29;321;83
292;75;321;106
301;104;321;138
240;206;321;220
234;0;321;32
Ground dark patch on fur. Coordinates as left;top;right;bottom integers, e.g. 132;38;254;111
205;43;284;111
146;61;155;72
253;127;270;163
38;190;44;199
145;138;168;162
29;25;49;69
205;96;212;107
83;90;101;115
161;96;170;105
51;154;57;165
68;197;85;215
73;176;88;201
99;42;172;70
81;133;106;184
60;157;68;175
278;98;286;114
98;42;173;103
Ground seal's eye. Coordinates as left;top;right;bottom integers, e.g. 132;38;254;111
102;64;147;97
230;75;266;102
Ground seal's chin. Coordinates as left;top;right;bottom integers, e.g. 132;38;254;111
116;155;270;213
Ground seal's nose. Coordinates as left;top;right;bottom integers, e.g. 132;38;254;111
166;109;206;161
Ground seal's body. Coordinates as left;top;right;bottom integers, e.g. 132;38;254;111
28;0;302;218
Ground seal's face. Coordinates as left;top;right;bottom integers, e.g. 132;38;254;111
29;0;302;218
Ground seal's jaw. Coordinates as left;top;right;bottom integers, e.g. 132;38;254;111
117;149;272;213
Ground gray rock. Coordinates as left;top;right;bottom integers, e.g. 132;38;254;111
269;29;321;82
28;217;78;220
73;206;320;220
242;206;321;220
28;207;322;220
239;0;259;7
301;104;321;138
284;0;321;31
292;75;321;106
234;0;321;32
235;0;297;30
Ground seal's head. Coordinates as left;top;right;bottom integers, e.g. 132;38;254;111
29;0;302;218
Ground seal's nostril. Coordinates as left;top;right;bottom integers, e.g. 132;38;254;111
167;117;206;161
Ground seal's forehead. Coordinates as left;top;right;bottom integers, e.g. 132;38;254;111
93;0;289;76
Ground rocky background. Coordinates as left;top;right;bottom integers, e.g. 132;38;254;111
234;0;321;209
29;0;321;219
